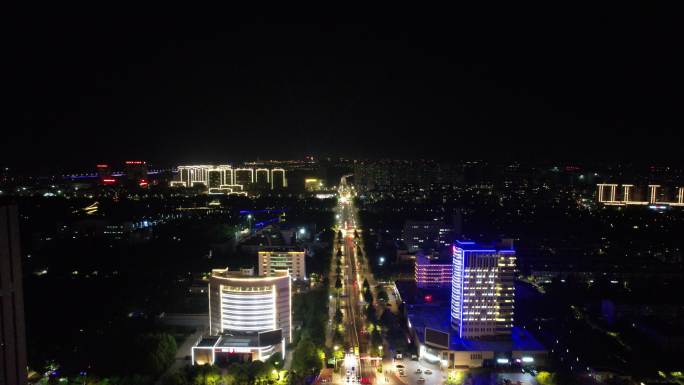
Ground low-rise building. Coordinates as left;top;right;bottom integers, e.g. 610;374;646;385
406;304;547;369
415;253;452;289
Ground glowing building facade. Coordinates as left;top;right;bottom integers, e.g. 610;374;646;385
597;183;684;208
193;269;291;365
258;248;306;280
172;165;287;194
304;178;323;192
451;240;515;339
415;253;452;289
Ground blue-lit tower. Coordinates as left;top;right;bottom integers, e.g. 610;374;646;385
450;240;516;339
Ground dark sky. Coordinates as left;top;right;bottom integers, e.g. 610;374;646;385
7;7;683;172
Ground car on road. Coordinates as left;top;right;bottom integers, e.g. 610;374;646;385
346;370;350;377
417;378;425;383
398;370;406;377
395;364;404;369
415;368;422;374
424;369;432;375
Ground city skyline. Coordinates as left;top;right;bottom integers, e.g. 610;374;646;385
4;8;683;385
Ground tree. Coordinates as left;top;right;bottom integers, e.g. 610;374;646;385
369;329;384;357
335;278;342;290
133;333;177;377
333;329;344;346
266;352;283;370
188;365;223;385
159;370;188;385
379;309;397;328
227;363;249;385
291;337;322;375
535;371;557;385
363;288;373;304
363;279;370;291
335;308;343;323
445;370;466;385
377;289;389;302
365;304;377;323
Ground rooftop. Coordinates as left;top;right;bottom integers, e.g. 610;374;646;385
194;332;278;349
407;304;545;352
211;267;289;280
215;333;260;348
454;239;515;252
196;337;220;347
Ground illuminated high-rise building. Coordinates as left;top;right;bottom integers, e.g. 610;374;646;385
258;248;306;280
1;205;28;385
192;269;291;365
208;268;291;339
450;240;515;339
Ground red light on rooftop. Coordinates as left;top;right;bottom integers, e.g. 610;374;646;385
96;164;109;168
424;294;432;302
102;178;116;184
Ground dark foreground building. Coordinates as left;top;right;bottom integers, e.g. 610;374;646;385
1;205;28;385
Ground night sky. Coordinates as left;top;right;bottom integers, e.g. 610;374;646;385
7;8;683;172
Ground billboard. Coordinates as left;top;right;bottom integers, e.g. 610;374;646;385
424;328;449;349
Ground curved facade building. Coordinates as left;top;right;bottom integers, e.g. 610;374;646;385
209;268;291;341
194;269;291;365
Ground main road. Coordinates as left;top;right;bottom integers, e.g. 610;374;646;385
334;178;374;384
333;180;446;385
